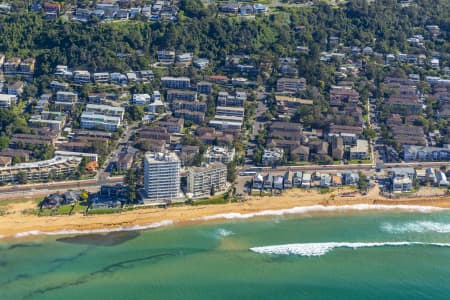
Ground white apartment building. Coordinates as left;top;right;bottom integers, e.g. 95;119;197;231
0;93;17;107
80;112;122;131
144;152;182;203
186;162;227;199
85;104;125;119
132;94;152;106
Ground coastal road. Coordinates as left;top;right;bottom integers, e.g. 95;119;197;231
0;186;104;201
238;161;450;174
0;176;124;201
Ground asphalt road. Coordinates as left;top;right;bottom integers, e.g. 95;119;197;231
0;176;124;201
238;161;450;174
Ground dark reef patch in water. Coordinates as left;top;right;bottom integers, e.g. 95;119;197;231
6;243;42;250
56;231;140;246
22;252;177;300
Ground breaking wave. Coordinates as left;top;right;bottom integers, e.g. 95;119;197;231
381;221;450;234
195;204;445;221
250;242;450;257
215;228;234;237
10;220;174;239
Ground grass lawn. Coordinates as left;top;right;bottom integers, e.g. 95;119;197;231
348;159;372;164
88;208;122;215
38;203;88;216
318;187;330;194
291;161;312;166
0;196;43;208
192;193;236;205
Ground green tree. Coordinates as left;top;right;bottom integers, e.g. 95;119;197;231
125;168;138;203
78;157;89;175
17;171;28;184
227;160;237;183
0;135;9;150
126;105;144;122
358;172;368;193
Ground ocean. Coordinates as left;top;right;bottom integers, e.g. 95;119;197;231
2;206;450;300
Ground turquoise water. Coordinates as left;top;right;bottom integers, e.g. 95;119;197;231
2;210;450;300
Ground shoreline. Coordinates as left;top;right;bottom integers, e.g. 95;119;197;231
1;188;450;240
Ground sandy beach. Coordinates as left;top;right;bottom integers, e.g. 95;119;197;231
1;186;449;239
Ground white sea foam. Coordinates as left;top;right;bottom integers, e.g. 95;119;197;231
250;242;450;257
382;221;450;234
9;220;174;239
194;204;445;221
216;228;234;237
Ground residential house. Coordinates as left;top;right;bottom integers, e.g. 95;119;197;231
193;59;209;70
263;174;274;190
73;70;91;84
157;50;176;64
262;148;284;165
7;81;24;96
273;175;284;190
292;171;303;187
0;156;12;167
176;53;193;63
116;152;133;172
349;139;370;160
342;171;359;185
132;94;152;106
291;145;310;161
204;146;235;164
436;171;449;186
252;173;264;190
3;57;21;74
220;2;239;14
301;173;311;188
283;171;292;189
390;167;415;193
